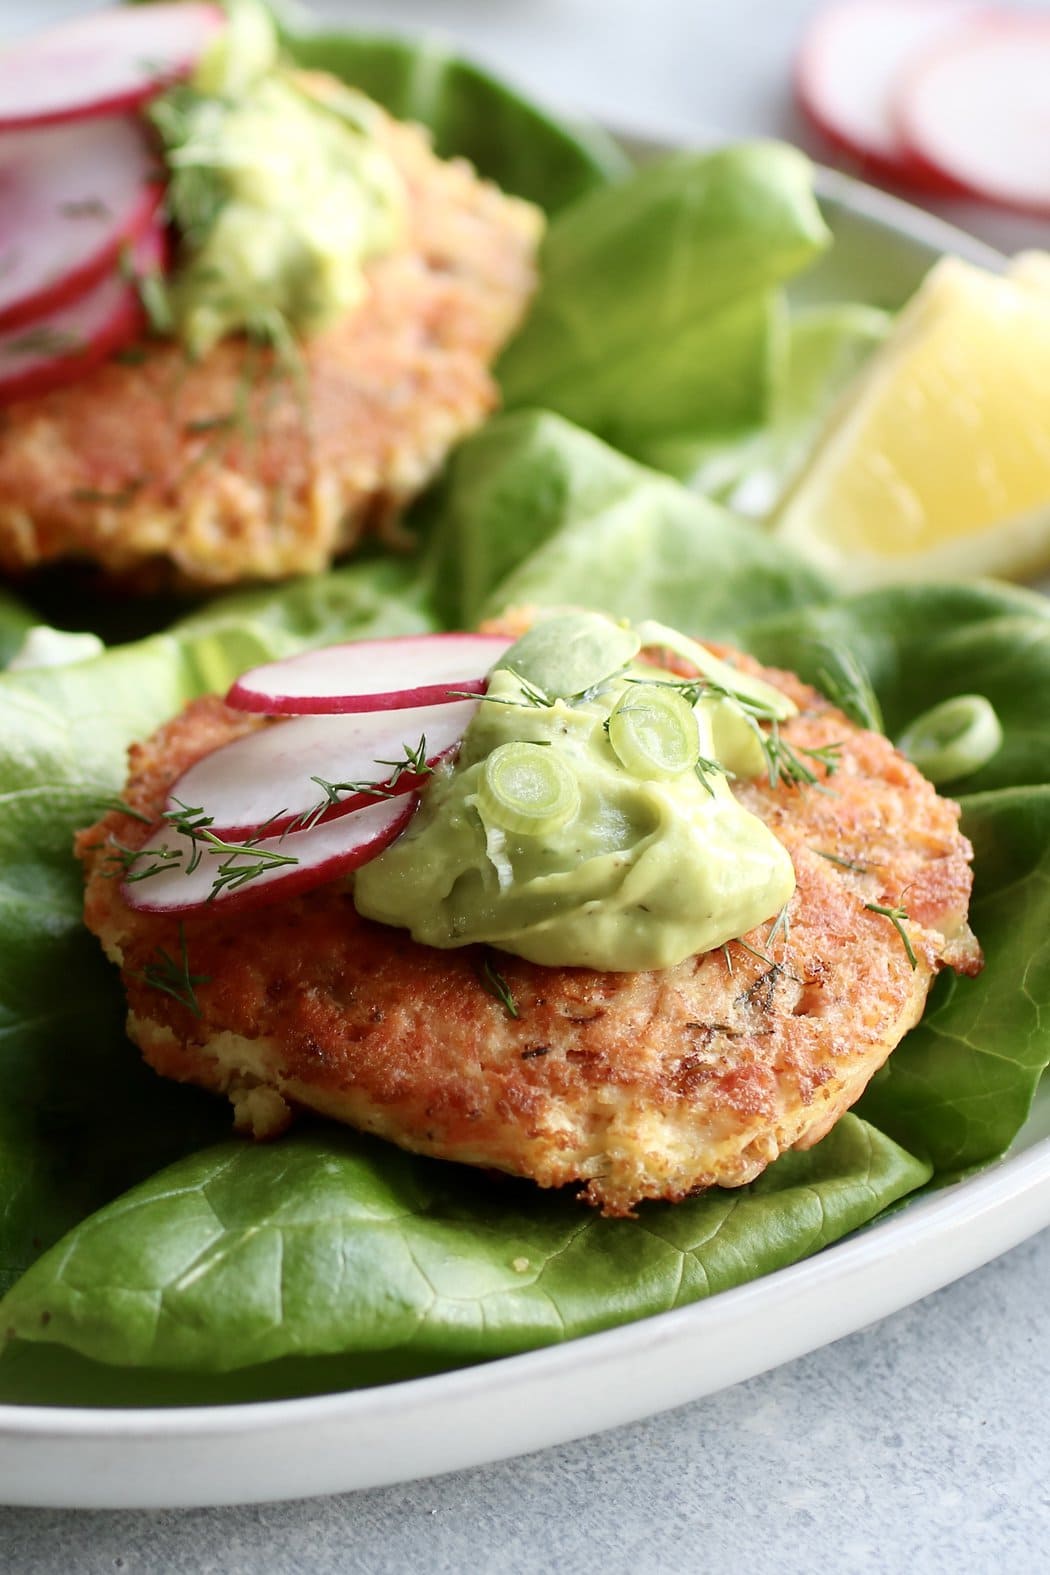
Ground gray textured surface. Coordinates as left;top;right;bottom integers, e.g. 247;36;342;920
3;1229;1050;1572
2;0;1049;1566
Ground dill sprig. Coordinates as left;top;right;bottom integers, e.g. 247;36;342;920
864;902;918;970
96;795;152;826
815;848;870;874
133;925;210;1018
455;670;556;711
478;956;520;1019
110;839;184;882
812;642;884;734
695;755;730;796
626;673;842;792
295;736;435;831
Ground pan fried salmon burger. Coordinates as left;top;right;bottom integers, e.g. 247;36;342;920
0;5;542;588
77;610;982;1217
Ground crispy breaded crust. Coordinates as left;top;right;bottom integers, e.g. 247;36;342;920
0;113;541;588
77;656;981;1216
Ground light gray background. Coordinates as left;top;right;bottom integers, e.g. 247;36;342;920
2;0;1049;1568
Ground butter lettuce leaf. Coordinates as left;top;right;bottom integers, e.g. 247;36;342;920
424;409;831;632
0;565;435;1297
0;1115;926;1383
285;28;628;213
744;581;1050;793
497;144;830;467
0;587;35;667
857;787;1050;1176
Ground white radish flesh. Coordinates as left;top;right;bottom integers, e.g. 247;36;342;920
0;3;225;130
226;634;514;715
167;699;479;841
122;795;416;917
0;118;161;331
796;0;979;186
0;223;164;403
898;16;1050;214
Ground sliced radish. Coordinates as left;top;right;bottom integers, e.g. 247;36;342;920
0;3;225;131
167;699;478;841
227;634;514;716
0;222;165;404
796;0;980;188
898;15;1050;214
0;118;161;331
122;795;416;918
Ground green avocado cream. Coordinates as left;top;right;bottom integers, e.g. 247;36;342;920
354;613;797;972
151;1;404;358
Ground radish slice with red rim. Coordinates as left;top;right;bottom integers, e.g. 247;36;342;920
0;3;225;131
0;118;162;332
122;794;416;917
0;221;165;404
226;634;514;715
796;0;980;188
167;699;479;842
897;15;1050;214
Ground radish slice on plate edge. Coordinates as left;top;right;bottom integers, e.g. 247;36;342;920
226;634;515;715
796;0;980;189
122;794;417;917
0;3;226;131
167;699;479;842
897;14;1050;215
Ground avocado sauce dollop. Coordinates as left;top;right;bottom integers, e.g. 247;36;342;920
151;1;404;358
354;613;797;972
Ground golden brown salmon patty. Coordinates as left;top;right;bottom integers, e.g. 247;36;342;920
77;650;981;1216
0;111;542;588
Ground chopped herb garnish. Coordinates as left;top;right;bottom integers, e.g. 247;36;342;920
185;413;236;435
71;480;144;507
7;326;81;358
864;902;918;970
812;643;884;733
297;736;436;830
96;795;152;826
815;849;870;874
113;346;149;367
59;198;111;220
134;925;210;1018
479;957;519;1019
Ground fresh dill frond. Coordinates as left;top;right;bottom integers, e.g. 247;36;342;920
296;736;436;830
96;795;152;826
813;642;884;734
134;926;210;1018
864;902;918;970
479;957;520;1019
814;849;870;874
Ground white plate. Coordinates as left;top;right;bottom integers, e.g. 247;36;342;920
1;130;1047;1512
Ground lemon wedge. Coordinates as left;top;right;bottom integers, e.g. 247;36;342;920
772;253;1050;588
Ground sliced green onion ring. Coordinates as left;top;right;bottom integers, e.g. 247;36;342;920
607;683;700;780
478;742;581;835
897;694;1003;784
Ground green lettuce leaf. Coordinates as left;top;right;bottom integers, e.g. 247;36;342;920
0;587;35;667
0;1115;926;1382
497;144;831;467
0;567;434;1297
285;28;628;212
857;787;1050;1177
424;409;831;631
686;302;891;510
743;580;1050;793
